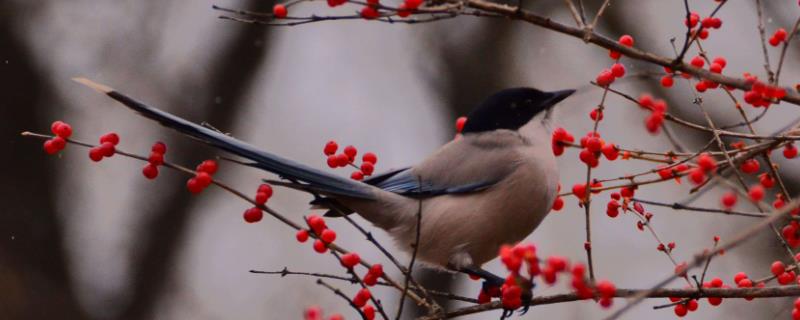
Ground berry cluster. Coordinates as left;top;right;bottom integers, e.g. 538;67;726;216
477;244;617;310
687;153;717;185
577;131;619;168
142;142;167;179
597;35;633;86
43;121;72;154
304;306;345;320
551;127;575;156
742;75;787;108
296;215;342;255
243;184;273;223
186;159;218;194
271;0;425;21
88;132;119;161
636;94;668;134
769;28;788;46
571;180;603;202
685;11;723;41
323;141;377;181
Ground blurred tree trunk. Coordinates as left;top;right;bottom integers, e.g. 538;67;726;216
0;2;91;320
117;1;275;319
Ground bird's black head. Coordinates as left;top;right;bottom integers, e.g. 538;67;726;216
461;87;575;134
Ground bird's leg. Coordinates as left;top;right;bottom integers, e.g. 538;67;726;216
458;266;505;294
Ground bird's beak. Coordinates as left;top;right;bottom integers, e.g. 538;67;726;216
546;89;576;107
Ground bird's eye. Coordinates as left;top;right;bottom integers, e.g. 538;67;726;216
510;102;518;109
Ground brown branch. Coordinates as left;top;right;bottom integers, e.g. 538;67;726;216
418;286;800;320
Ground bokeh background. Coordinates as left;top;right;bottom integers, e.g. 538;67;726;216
4;0;800;319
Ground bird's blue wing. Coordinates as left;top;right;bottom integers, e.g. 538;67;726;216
366;168;498;196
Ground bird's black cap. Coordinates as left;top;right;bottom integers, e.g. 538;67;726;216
461;87;575;134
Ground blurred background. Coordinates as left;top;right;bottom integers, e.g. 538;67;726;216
3;0;800;319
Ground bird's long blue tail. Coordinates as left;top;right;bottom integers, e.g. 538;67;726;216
73;77;375;200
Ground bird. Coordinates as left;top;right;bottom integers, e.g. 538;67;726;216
73;78;574;285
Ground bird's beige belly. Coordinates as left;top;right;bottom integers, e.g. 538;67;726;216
406;166;557;268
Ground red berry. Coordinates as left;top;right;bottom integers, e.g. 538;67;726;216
99;132;119;145
778;271;795;285
52;136;67;150
142;163;159;179
344;145;358;161
709;63;723;74
151;141;167;154
611;63;626;78
99;142;116;157
53;122;73;138
601;144;618;160
363;274;378;286
296;229;309;243
341;252;361;268
455;116;468;133
320;229;337;243
689;168;706;185
335;153;350;167
272;4;288;18
609;50;621;59
324;140;338;156
43;139;59;154
785;144;798;159
195;171;212;188
760;173;775;188
596;280;616;297
734;272;748;284
695;81;708;92
687;299;698;311
313;239;328;253
361;162;375;176
721;192;737;208
362;152;378;165
740;159;760;174
354;288;372;307
362;305;376;320
255;192;269;205
243;207;263;223
748;185;765;202
258;184;273;197
197;160;218;175
307;215;327;235
187;178;204;194
572;183;587;201
327;155;338;168
360;6;379;19
712;57;727;68
618;34;634;47
351;171;364;180
690;56;705;68
674;304;688;317
50;121;65;135
771;261;786;276
397;4;411;17
769;36;781;46
596;69;615;86
551;197;564;211
404;0;423;9
697;153;717;172
660;75;674;87
148;153;164;165
89;147;104;161
774;28;788;42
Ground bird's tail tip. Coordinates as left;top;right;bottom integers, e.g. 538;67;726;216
72;77;114;94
